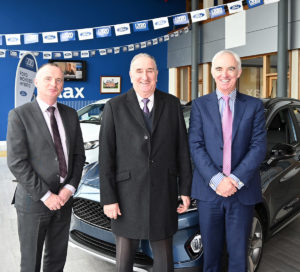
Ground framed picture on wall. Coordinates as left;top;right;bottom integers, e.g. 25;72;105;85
100;76;121;94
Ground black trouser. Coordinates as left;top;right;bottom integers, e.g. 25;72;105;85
115;235;174;272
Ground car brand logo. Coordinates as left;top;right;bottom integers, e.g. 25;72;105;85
192;12;205;19
0;51;4;56
44;53;51;57
65;52;72;56
80;32;92;37
155;19;167;26
230;4;242;10
8;37;19;42
20;91;27;96
117;27;129;32
44;35;56;40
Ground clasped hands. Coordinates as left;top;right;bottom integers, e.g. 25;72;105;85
44;188;73;211
103;195;191;220
216;176;238;197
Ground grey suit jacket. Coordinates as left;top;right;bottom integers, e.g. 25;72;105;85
7;100;85;213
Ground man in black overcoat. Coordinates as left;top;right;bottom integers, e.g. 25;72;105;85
99;53;192;272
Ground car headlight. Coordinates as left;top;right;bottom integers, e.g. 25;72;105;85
185;232;203;260
84;140;99;150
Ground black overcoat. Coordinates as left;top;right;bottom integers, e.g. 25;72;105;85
99;89;192;241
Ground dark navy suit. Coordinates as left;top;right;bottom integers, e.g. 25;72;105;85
189;91;266;271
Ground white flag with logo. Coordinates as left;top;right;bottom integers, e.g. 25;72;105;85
227;1;243;14
42;32;58;43
152;17;169;30
190;9;207;23
43;52;52;59
5;34;21;45
78;28;94;40
114;23;131;36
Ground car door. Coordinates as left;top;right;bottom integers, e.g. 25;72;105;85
262;106;300;227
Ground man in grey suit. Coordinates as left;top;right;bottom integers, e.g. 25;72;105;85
7;63;85;272
100;53;192;272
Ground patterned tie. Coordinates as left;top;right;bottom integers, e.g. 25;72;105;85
142;98;150;114
48;106;68;178
222;96;233;176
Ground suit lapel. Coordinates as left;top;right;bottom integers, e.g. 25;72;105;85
206;92;223;138
152;90;165;134
31;100;56;150
126;89;149;133
232;92;246;142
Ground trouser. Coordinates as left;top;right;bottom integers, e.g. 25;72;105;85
115;235;174;272
197;195;254;272
16;206;72;272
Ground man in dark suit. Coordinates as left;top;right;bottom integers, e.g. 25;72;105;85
7;63;85;272
99;53;192;272
189;50;266;272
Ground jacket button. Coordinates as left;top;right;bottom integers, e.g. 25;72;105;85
220;146;223;150
144;135;149;140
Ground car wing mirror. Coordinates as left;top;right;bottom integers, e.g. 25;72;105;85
266;143;296;165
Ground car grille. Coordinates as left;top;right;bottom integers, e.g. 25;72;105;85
70;230;153;265
72;197;111;230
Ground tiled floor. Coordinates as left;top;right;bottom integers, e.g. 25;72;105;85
1;155;299;272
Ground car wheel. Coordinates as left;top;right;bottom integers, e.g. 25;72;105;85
248;211;264;272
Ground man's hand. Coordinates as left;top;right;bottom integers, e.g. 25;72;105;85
58;187;73;206
44;193;64;210
216;177;237;197
177;195;190;214
103;203;122;220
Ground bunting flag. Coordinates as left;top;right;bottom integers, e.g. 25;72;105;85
24;33;39;44
227;1;243;14
0;49;6;58
246;0;263;8
173;13;189;26
60;31;76;42
209;5;226;18
5;34;21;45
42;32;58;43
114;23;131;36
77;28;94;40
190;9;207;22
152;17;169;29
95;26;112;38
0;2;269;57
133;21;149;32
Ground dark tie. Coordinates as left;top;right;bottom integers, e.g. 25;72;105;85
222;96;233;176
48;106;68;178
142;98;150;114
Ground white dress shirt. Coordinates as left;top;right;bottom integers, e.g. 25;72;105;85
135;92;154;112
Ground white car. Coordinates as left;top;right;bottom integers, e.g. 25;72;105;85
77;99;110;164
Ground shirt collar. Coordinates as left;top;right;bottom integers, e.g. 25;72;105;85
135;92;154;104
36;97;58;112
216;89;237;101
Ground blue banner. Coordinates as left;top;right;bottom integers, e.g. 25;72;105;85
133;21;149;32
96;26;112;38
246;0;263;8
60;31;76;42
173;13;189;25
209;6;225;18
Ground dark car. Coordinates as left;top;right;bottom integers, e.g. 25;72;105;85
69;97;300;272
